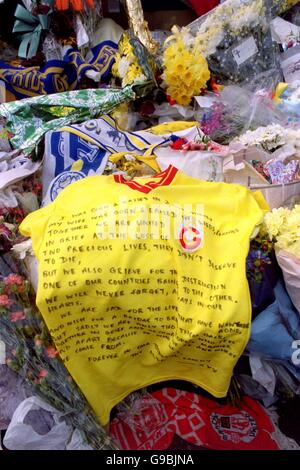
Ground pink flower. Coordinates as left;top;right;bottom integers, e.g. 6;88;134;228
38;369;49;379
0;223;13;240
46;346;58;359
4;274;25;294
0;294;12;306
10;311;26;322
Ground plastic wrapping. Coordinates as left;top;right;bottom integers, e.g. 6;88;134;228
78;0;104;50
188;0;282;85
198;84;285;144
42;33;64;62
3;395;92;450
276;250;300;315
3;396;71;450
0;365;29;430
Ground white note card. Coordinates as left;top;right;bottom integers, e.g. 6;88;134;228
232;36;258;66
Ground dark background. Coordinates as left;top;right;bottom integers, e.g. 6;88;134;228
0;0;196;44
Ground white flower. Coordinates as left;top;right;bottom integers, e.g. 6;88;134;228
236;124;287;150
11;239;34;260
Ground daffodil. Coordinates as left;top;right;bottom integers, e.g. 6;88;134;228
119;35;133;57
163;34;210;107
112;32;148;87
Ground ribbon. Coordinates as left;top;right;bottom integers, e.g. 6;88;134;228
273;82;289;104
13;1;53;59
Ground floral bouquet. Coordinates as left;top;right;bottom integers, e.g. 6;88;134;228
112;30;156;94
162;27;210;106
186;0;282;85
200;101;245;144
262;206;300;314
0;262;117;449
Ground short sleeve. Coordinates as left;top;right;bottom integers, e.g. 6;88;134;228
233;186;266;246
19;204;54;260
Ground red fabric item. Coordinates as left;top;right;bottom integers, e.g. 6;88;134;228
110;388;279;450
188;0;220;17
55;0;94;10
170;138;187;150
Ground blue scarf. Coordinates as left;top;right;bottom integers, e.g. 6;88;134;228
0;40;117;100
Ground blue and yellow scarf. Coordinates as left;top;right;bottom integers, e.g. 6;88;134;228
0;40;117;101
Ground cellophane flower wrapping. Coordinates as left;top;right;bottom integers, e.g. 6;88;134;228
199;83;285;144
189;0;282;85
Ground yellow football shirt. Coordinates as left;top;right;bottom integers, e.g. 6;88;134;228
20;166;265;424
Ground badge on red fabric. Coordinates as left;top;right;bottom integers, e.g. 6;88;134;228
110;388;279;450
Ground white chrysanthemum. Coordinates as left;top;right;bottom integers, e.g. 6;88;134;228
262;205;300;257
236;124;288;150
263;207;290;238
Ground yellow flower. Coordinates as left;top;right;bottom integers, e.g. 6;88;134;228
262;205;300;257
113;32;149;86
172;59;185;75
112;55;120;78
119;34;133;56
123;63;144;86
163;39;210;106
